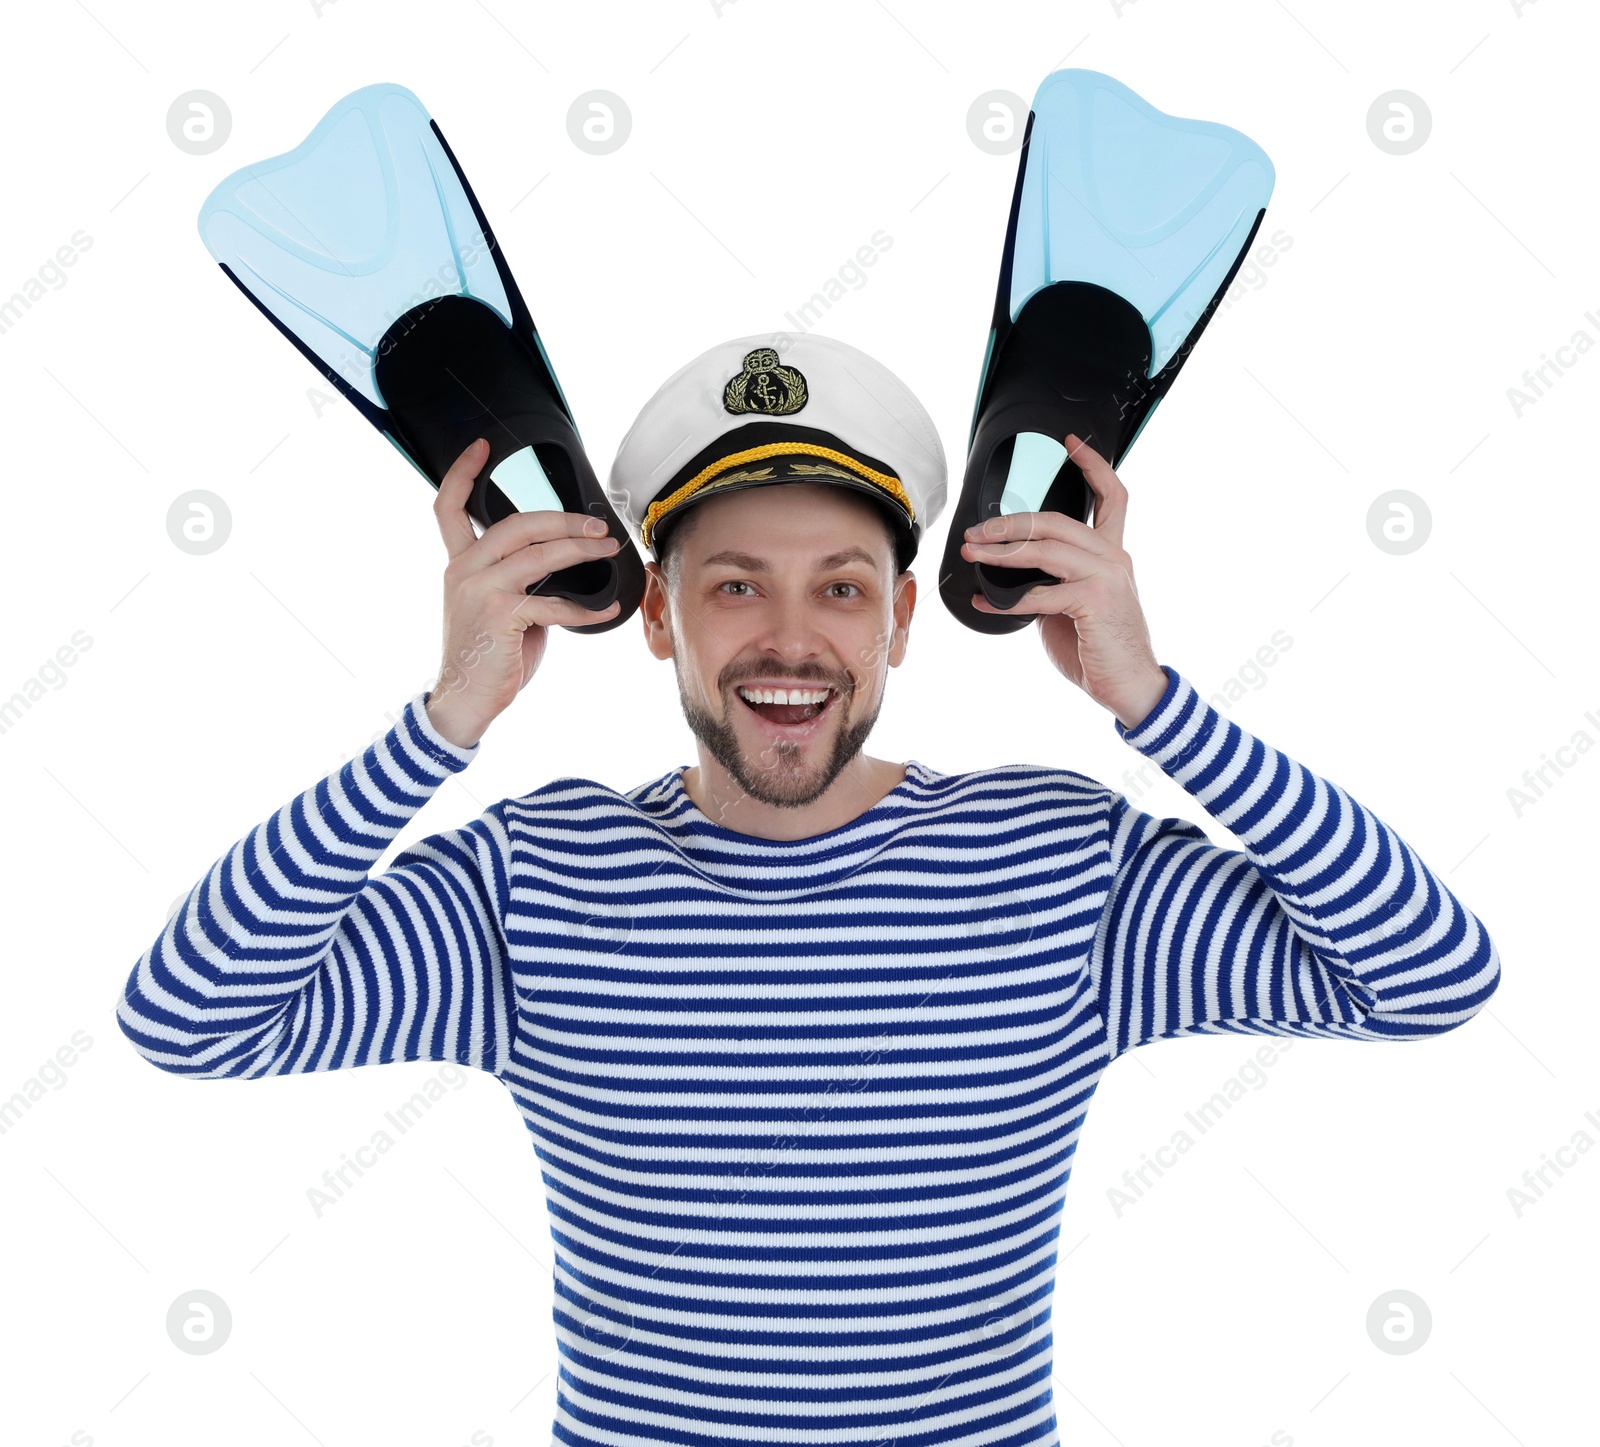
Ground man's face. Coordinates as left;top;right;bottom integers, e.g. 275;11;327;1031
641;482;915;809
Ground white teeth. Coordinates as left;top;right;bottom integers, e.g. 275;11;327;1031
738;686;831;706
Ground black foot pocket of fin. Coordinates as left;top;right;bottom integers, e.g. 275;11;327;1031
941;282;1138;635
374;294;643;629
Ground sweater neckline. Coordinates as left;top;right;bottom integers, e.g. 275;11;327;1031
653;760;939;848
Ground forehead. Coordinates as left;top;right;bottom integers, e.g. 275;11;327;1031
672;483;896;567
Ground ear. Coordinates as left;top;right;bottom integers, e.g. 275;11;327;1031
641;561;675;661
887;570;917;668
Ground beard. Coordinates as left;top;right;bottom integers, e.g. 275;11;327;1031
674;660;884;809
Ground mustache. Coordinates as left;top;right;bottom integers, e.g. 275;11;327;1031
720;664;855;696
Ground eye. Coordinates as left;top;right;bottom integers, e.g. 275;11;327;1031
718;580;755;597
826;582;862;598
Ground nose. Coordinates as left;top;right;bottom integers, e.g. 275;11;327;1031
739;589;854;693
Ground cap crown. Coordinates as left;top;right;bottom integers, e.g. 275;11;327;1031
608;333;947;555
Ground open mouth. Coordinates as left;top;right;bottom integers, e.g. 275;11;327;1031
735;684;837;728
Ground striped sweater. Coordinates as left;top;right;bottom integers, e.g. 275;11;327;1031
116;664;1500;1447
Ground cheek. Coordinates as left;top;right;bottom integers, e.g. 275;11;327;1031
845;611;899;681
672;609;744;697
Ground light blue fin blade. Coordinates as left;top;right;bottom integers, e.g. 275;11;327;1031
999;431;1068;516
490;446;564;515
1009;69;1274;376
196;83;512;409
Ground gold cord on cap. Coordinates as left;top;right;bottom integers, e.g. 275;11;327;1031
642;442;914;548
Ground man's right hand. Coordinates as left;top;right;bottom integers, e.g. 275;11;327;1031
424;438;622;748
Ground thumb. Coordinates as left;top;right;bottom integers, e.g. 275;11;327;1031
434;438;489;558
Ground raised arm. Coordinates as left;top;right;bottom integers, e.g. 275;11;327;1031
117;439;630;1079
955;434;1500;1058
115;697;517;1077
1092;666;1501;1057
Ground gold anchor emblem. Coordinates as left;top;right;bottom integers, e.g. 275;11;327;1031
722;347;808;415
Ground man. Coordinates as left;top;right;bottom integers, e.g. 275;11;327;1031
118;332;1500;1447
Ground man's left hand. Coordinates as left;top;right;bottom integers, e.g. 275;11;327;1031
960;433;1168;730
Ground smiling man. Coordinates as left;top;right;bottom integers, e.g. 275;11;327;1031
118;332;1501;1447
644;479;910;832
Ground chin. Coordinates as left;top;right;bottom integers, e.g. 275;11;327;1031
732;728;840;808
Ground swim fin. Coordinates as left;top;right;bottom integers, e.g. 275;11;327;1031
197;82;643;632
941;69;1274;634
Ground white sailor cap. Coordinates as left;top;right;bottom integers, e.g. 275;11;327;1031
606;332;947;571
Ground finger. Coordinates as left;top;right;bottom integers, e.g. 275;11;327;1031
972;579;1062;614
1064;433;1129;550
971;580;1080;617
435;439;490;559
471;508;614;571
964;534;1136;620
481;532;622;594
970;588;1058;616
511;594;623;630
979;578;1154;673
961;534;1104;579
962;507;1111;557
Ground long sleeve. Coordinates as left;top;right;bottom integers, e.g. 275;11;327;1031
1091;666;1501;1057
115;694;517;1079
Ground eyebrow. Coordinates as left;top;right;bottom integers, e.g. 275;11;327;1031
697;546;881;572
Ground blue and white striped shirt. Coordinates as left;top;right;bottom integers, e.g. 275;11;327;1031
116;665;1500;1447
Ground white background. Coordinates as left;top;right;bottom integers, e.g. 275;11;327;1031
1;0;1594;1443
